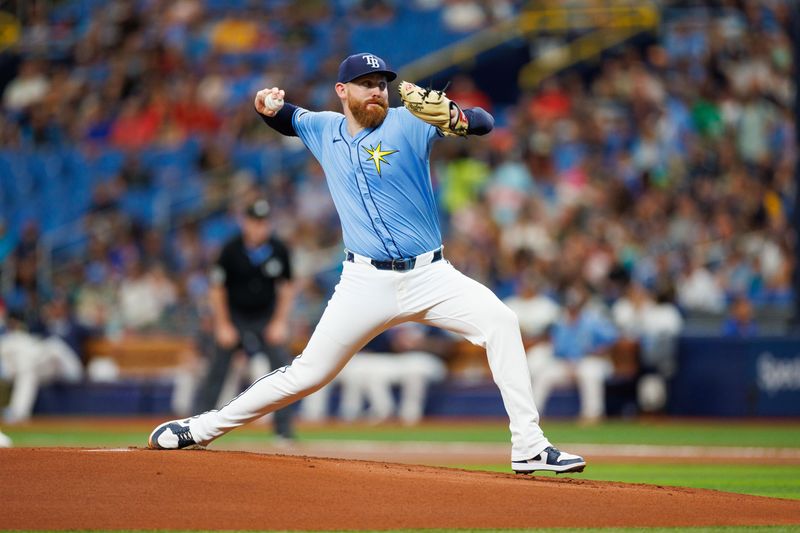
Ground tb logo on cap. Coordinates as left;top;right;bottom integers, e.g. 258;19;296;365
363;54;380;69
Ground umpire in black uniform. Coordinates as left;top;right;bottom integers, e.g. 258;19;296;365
196;197;296;439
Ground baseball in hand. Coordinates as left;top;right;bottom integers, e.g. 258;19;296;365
265;93;284;112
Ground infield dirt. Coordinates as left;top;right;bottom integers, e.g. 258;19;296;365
2;447;799;530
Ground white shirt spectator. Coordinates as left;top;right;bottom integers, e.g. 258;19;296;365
677;264;725;313
641;302;684;337
505;291;560;338
442;0;487;32
612;297;653;338
3;62;49;111
118;264;176;330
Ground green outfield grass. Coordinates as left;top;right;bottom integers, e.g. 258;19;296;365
5;418;800;448
255;418;800;448
462;463;800;500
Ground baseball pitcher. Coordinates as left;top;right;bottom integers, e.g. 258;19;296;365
149;53;585;474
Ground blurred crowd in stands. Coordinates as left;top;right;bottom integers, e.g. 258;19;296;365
0;0;796;421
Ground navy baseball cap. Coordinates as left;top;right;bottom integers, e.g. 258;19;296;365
337;53;397;84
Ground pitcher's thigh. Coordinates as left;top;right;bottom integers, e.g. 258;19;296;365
416;263;518;342
294;264;400;385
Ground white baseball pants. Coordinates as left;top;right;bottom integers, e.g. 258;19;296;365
0;333;83;423
191;258;551;460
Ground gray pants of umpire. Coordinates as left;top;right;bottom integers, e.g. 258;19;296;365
195;312;294;438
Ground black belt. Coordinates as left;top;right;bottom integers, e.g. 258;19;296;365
346;248;443;271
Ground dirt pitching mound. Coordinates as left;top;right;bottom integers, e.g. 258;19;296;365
2;447;799;530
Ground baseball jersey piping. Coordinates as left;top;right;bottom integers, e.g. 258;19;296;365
340;119;390;257
212;360;294;413
338;118;397;259
356;127;401;258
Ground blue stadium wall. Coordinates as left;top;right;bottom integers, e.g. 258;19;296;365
668;336;800;417
32;336;800;419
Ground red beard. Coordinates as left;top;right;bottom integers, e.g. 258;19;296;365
348;96;388;128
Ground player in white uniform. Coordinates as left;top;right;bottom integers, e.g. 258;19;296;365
0;429;11;447
148;53;585;474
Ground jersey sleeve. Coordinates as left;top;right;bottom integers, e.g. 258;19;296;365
292;109;341;158
257;103;298;136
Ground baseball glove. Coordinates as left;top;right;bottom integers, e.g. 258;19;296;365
398;81;468;137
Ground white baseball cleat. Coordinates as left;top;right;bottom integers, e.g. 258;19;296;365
148;419;205;450
0;430;12;448
512;446;586;474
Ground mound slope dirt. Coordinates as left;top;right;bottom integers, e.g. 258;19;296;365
1;447;799;530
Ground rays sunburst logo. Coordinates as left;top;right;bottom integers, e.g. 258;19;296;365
363;142;398;176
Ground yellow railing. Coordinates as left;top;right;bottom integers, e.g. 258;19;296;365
0;11;21;51
398;1;658;88
518;25;647;89
519;4;659;33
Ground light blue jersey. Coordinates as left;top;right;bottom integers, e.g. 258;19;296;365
292;106;441;260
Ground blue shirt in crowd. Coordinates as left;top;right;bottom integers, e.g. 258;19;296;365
551;309;619;361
